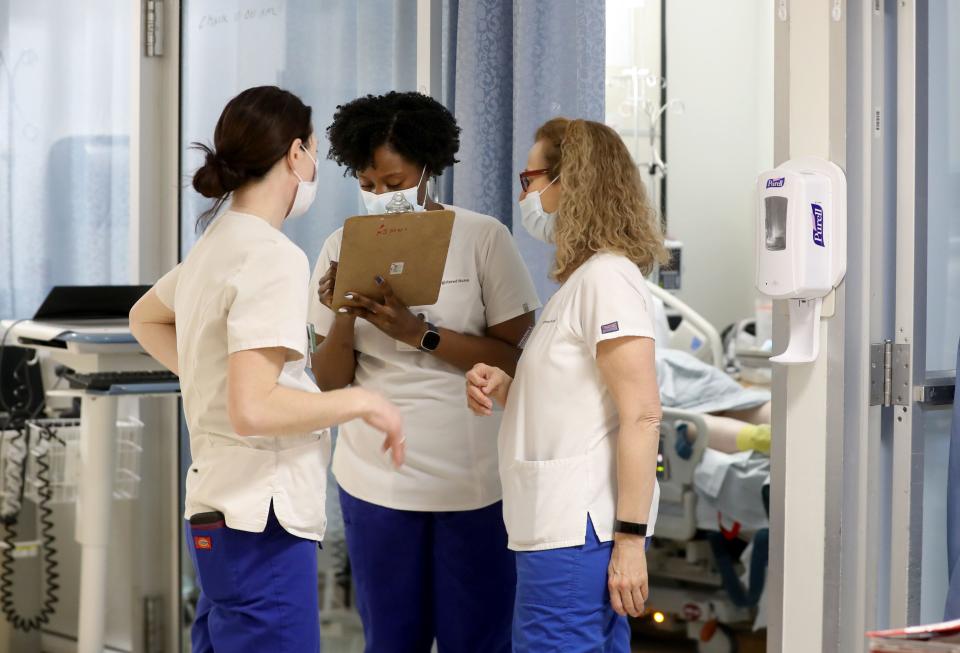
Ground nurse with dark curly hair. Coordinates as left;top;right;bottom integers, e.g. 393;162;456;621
307;91;539;653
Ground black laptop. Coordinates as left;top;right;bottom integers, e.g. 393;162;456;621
33;286;152;322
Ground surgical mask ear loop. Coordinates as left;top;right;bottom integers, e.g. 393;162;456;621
426;171;438;206
293;143;317;183
415;166;428;207
286;143;319;219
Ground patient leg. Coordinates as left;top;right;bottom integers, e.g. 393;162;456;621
721;401;771;425
683;411;771;454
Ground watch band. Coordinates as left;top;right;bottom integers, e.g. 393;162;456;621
613;520;648;537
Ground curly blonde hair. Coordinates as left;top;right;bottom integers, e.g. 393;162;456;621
535;118;669;282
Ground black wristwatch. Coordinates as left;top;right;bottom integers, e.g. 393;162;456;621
418;322;441;352
614;520;648;537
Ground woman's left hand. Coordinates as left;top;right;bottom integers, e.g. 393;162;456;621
340;276;425;347
607;536;649;618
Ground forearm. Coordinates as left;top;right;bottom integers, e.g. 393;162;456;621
615;416;661;525
415;327;523;376
131;322;179;374
235;385;370;437
311;316;358;390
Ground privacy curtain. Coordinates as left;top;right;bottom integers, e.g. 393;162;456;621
445;0;606;302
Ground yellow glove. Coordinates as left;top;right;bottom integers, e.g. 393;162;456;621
736;424;771;454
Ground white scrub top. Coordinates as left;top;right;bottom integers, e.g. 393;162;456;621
156;210;330;542
308;205;541;512
498;252;661;551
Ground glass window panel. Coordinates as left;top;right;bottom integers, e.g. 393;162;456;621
919;0;959;625
178;3;417;649
0;1;131;318
925;0;960;372
180;0;417;263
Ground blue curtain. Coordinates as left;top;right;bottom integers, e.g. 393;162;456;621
447;0;606;303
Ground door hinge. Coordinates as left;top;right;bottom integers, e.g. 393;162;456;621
871;340;911;407
870;341;893;406
145;0;164;57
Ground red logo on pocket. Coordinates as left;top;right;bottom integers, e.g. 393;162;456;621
194;536;212;550
682;603;702;621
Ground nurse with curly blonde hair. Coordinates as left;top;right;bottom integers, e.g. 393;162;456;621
467;117;668;651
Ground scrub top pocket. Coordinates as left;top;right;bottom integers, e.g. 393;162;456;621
502;453;589;550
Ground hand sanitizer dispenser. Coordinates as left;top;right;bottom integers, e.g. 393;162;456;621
755;156;846;364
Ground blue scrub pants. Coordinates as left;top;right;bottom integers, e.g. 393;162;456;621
339;487;515;653
513;516;632;653
187;504;321;653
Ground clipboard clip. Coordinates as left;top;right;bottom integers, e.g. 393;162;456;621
384;193;414;214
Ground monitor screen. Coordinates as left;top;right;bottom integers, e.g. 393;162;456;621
33;286;151;321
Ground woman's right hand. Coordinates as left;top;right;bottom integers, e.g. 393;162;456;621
465;364;513;416
353;388;405;467
318;262;338;309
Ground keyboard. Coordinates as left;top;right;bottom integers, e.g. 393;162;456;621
63;370;179;391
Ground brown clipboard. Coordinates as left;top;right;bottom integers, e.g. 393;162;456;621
331;210;455;310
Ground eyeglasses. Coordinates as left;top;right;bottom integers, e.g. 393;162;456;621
519;168;551;192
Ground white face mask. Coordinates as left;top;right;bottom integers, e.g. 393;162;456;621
287;144;319;220
360;167;428;215
519;176;559;243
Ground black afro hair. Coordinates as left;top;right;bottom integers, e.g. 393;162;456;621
326;91;461;177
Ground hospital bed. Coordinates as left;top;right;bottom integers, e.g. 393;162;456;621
647;283;724;369
644;282;770;653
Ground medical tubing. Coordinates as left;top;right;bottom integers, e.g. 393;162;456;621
0;424;61;631
705;529;769;609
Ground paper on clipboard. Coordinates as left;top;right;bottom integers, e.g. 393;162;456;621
868;619;960;650
868;619;960;639
331;210;455;310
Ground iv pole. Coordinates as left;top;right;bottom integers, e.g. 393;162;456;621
641;80;683;222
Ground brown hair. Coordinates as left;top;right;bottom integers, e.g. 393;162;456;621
535;117;569;181
191;86;313;230
538;118;669;282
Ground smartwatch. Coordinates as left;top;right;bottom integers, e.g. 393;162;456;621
613;520;648;537
419;322;441;352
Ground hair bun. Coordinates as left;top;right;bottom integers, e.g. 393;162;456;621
192;146;247;199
